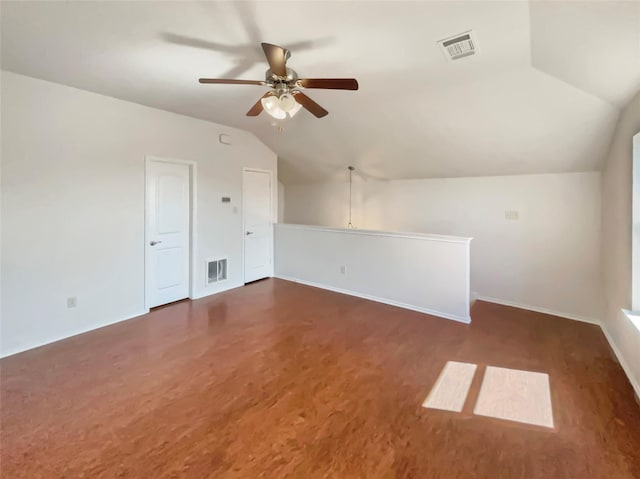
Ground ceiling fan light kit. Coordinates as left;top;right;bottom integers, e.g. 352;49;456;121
260;92;302;119
278;93;298;113
199;42;359;119
261;94;286;119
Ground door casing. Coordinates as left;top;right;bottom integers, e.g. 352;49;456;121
144;156;198;310
242;167;274;284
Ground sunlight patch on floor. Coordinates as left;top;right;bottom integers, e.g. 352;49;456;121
474;366;554;428
422;361;477;412
422;363;554;429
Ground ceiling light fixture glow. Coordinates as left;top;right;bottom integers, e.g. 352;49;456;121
287;100;302;117
279;93;297;112
262;92;301;119
261;95;286;119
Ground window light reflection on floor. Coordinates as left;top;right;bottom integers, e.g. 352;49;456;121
422;361;477;412
422;361;554;429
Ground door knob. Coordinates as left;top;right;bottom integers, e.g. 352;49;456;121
150;240;162;246
246;231;254;236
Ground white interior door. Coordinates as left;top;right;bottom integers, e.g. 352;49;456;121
146;159;191;308
243;169;273;283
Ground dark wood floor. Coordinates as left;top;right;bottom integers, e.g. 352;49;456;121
1;279;639;478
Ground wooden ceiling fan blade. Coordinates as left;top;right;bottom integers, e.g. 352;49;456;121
261;42;289;77
246;92;273;116
199;78;265;85
297;78;359;90
294;92;329;118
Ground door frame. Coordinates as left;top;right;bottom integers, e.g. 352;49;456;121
144;155;198;310
242;167;274;284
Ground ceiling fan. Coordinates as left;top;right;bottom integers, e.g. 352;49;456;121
199;42;359;119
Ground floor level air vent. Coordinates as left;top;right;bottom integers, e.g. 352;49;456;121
438;30;478;61
207;258;227;284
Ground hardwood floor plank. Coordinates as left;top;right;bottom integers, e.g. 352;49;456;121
1;279;639;478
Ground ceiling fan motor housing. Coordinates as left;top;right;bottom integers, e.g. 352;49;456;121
266;67;298;88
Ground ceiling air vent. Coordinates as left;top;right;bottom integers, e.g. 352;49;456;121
438;31;478;61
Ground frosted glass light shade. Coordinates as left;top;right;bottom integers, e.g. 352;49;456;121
288;101;302;117
279;93;297;112
261;93;303;119
261;95;286;119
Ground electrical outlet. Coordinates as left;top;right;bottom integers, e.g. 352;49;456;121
67;297;77;308
505;210;519;220
340;266;346;274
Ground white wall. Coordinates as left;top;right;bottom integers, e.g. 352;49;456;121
285;172;603;322
275;224;472;322
601;91;640;396
277;180;285;222
0;71;277;357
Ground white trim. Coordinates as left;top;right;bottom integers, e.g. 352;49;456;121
474;295;601;325
0;310;149;359
632;133;640;311
464;243;471;314
144;156;198;310
473;295;640;399
600;322;640;400
622;308;640;331
191;282;243;300
276;223;473;245
276;275;472;324
242;168;275;284
2;281;244;359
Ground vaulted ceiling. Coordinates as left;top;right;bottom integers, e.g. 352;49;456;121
2;1;639;183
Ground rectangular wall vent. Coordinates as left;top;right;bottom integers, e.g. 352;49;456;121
438;31;478;61
207;258;227;284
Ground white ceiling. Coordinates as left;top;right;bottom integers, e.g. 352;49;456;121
2;1;639;184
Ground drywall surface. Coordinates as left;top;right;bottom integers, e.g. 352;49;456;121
285;172;603;322
601;91;640;396
278;180;285;222
1;71;277;356
275;224;472;322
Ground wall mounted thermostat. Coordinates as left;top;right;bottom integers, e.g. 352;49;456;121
221;197;231;203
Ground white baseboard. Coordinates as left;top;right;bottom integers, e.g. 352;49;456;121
474;294;640;400
276;275;471;324
0;310;149;359
1;283;249;359
599;324;640;401
191;282;243;300
474;295;601;325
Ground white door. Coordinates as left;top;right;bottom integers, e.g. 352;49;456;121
243;170;273;283
145;160;191;308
